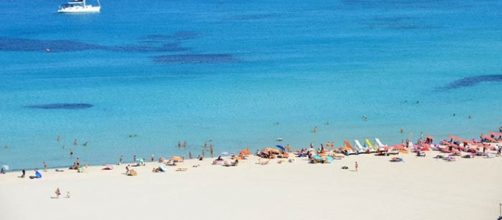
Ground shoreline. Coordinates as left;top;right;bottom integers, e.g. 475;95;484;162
1;153;501;220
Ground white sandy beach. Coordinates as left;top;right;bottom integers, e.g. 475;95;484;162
1;154;501;220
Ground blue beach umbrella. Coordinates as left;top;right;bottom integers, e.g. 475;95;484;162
276;145;286;152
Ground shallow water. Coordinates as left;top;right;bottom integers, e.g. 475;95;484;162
0;0;501;169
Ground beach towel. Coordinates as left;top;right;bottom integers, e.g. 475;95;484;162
326;156;334;163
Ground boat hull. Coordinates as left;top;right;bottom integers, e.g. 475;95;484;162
58;6;100;13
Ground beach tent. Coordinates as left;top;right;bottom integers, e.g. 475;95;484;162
1;165;9;171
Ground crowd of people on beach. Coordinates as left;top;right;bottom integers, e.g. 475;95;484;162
2;127;501;201
1;127;501;180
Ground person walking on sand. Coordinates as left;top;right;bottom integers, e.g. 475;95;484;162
43;161;48;172
355;161;358;172
55;188;61;199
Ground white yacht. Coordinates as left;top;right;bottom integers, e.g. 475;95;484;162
58;0;101;13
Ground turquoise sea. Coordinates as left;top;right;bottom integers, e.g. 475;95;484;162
0;0;501;169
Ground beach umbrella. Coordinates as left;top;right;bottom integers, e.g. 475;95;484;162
275;145;286;152
171;156;183;162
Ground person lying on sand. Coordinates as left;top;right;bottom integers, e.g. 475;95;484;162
212;156;224;165
257;158;270;165
224;159;239;167
127;169;137;176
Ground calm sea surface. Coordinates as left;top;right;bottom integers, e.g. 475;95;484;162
0;0;501;169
